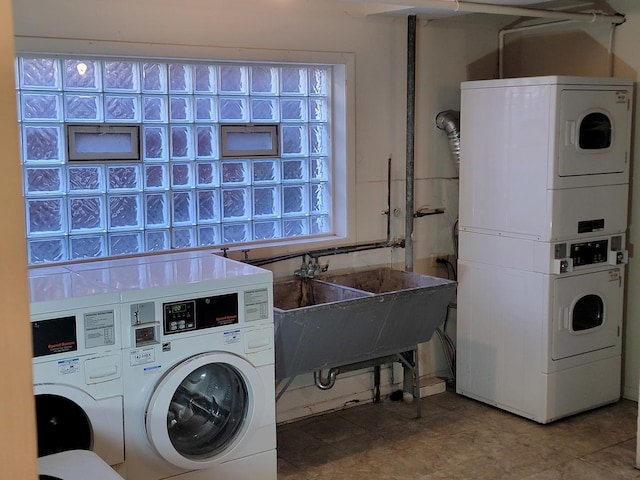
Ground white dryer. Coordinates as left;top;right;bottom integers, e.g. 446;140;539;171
460;75;633;242
29;267;124;467
78;253;276;480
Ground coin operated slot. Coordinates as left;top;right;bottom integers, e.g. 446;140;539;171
608;249;628;265
553;258;574;274
133;323;159;347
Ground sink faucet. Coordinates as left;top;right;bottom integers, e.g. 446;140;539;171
294;258;328;279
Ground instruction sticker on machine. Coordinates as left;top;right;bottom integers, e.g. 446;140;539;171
224;329;241;344
244;288;269;322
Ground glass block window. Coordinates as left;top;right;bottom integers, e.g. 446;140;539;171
17;56;332;264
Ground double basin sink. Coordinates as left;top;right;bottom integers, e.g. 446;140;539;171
273;268;456;380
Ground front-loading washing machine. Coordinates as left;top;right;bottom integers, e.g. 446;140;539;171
29;267;125;468
74;252;276;480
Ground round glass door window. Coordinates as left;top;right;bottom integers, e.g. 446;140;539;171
572;294;604;332
166;363;248;459
36;394;91;457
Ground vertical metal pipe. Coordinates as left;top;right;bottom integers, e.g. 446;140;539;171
405;14;417;273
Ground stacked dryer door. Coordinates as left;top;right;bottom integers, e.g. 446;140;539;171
457;75;632;423
29;267;124;467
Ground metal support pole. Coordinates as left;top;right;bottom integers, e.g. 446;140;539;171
405;14;416;273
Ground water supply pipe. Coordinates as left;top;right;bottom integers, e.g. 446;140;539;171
405;14;417;273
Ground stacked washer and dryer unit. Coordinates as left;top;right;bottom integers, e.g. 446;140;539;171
28;251;277;480
457;76;633;423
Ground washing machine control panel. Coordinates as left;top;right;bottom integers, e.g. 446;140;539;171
163;293;238;335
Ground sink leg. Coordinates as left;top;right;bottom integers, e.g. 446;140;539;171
398;348;421;418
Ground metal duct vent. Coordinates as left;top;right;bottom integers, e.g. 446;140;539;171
436;110;460;170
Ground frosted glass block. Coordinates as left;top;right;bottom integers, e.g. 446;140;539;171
311;157;328;181
143;96;167;122
145;193;169;227
219;66;247;94
104;61;139;91
251;67;278;94
108;165;141;191
221;161;249;185
142;63;167;93
172;191;195;225
195;65;216;93
219;97;248;122
144;126;168;161
70;234;105;259
309;67;329;95
65;94;102;121
254;220;280;240
310;124;328;155
69;196;104;231
146;230;169;252
223;223;250;243
281;99;306;122
281;125;308;156
253;160;278;183
283;218;308;237
171;125;193;159
251;98;279;122
311;183;329;214
195;97;217;122
198;225;220;246
196;126;218;159
20;58;61;90
145;164;168;189
309;98;328;121
173;227;196;249
197;190;219;222
281;67;307;95
28;238;67;263
27;198;65;234
171;163;194;189
105;95;140;121
170;96;193;122
109;232;142;255
22;93;61;121
311;215;330;234
64;60;101;90
197;162;219;187
222;188;249;220
283;185;307;214
25;167;63;194
282;159;308;181
169;64;192;93
68;166;104;192
108;194;142;229
253;186;279;217
24;125;63;162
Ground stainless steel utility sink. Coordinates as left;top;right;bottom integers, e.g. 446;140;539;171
273;269;456;380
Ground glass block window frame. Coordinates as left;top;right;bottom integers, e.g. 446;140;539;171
17;56;332;264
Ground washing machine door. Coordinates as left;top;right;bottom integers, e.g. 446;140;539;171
145;351;263;470
34;384;124;465
551;268;623;361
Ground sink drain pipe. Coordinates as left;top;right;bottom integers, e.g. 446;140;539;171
314;368;340;390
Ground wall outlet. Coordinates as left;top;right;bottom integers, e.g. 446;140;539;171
429;253;450;267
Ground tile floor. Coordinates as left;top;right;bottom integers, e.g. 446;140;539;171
276;390;639;479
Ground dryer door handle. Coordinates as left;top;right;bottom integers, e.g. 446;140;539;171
559;307;570;331
565;121;577;146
